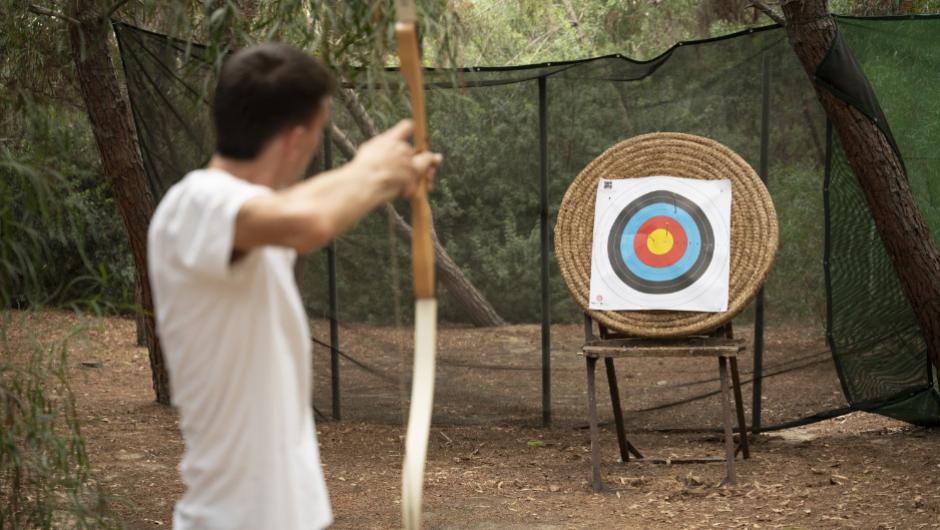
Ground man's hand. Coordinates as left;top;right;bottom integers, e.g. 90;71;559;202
353;120;442;198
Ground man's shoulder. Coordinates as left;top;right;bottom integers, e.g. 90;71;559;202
166;168;245;200
150;170;212;236
154;169;250;218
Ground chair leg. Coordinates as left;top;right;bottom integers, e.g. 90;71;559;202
586;356;604;492
729;356;750;459
718;356;736;486
604;357;642;462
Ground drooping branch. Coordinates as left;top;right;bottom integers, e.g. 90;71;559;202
102;0;132;20
748;0;787;26
28;3;79;24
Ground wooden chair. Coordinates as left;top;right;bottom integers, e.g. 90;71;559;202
582;314;750;491
551;134;777;492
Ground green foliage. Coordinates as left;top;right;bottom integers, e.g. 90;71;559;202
451;0;736;63
117;1;464;82
0;318;120;529
829;0;940;15
0;98;135;311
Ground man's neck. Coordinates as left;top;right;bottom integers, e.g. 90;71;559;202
208;154;280;188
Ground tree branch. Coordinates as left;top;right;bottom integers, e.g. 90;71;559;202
748;1;787;26
102;0;133;20
337;87;380;138
557;0;587;44
28;3;79;24
329;123;358;159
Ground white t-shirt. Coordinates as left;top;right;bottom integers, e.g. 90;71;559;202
148;168;332;530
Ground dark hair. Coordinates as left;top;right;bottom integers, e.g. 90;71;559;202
212;43;335;159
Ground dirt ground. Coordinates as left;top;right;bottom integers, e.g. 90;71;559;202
6;309;940;529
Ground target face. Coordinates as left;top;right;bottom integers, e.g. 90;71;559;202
589;177;731;312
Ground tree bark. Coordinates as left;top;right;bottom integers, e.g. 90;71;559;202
781;0;940;369
330;124;507;327
135;280;147;347
67;0;171;404
801;99;825;166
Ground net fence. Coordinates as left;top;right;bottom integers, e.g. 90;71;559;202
113;14;940;430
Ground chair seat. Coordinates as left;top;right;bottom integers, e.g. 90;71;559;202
581;337;745;359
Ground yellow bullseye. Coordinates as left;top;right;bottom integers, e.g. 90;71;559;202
646;228;674;255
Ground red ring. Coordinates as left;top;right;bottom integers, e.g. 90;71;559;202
633;216;688;268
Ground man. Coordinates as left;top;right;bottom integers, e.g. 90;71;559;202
148;42;441;530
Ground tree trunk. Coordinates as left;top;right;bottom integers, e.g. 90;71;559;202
67;0;171;404
383;205;508;327
135;279;147;347
781;0;940;369
330;124;507;327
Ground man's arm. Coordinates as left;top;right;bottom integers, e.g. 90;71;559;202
234;120;441;254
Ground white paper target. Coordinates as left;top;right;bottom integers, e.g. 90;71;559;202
588;176;731;312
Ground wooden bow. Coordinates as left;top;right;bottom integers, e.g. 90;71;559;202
395;1;437;529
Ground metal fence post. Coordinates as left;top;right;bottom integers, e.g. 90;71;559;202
539;75;552;427
324;127;341;421
752;51;771;435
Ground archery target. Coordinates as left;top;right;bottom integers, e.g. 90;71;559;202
589;177;731;312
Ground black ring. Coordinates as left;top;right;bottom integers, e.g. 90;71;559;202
606;190;715;294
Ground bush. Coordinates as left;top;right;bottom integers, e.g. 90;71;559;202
1;101;135;312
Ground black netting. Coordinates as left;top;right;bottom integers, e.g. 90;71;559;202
114;15;940;430
823;17;940;424
826;135;932;413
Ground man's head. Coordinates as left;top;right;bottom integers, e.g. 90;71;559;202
213;43;335;184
